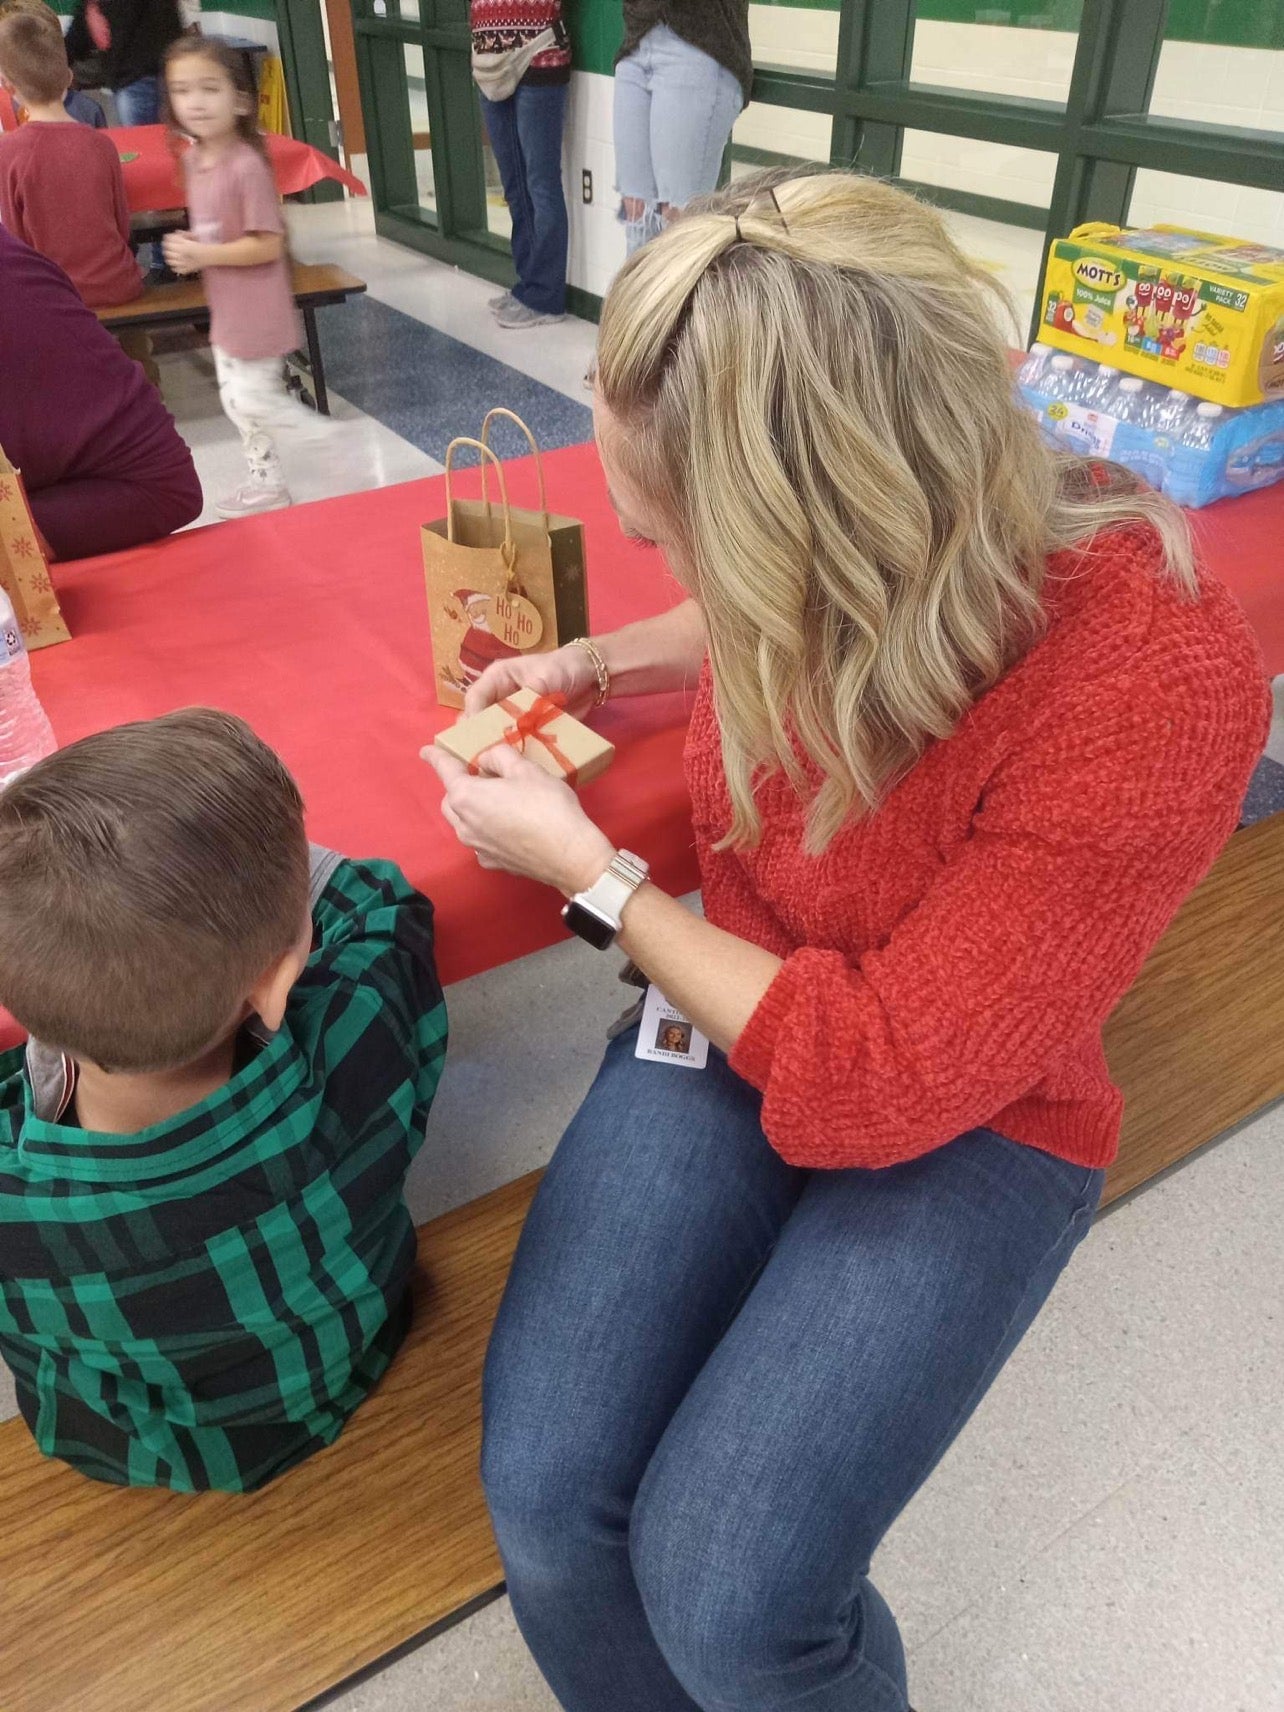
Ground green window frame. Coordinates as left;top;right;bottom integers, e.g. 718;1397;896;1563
747;0;1284;339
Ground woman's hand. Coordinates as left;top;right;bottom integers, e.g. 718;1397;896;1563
463;642;600;720
421;741;615;896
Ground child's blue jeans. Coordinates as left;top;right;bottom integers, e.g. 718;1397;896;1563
480;80;568;317
482;1026;1103;1711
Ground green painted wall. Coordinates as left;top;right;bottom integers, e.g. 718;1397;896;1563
566;0;624;76
48;0;1284;54
722;0;1283;52
51;0;277;13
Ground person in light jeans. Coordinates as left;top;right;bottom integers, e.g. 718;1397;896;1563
423;169;1270;1711
614;5;749;255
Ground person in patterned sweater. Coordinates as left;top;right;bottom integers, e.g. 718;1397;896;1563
0;709;447;1492
470;0;570;328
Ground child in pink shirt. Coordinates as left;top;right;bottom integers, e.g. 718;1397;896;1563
161;37;303;519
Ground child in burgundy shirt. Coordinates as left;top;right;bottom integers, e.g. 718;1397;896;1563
162;37;303;520
0;228;201;557
0;9;141;307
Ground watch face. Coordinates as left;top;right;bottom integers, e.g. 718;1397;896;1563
562;898;617;950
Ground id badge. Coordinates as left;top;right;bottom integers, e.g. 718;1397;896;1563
634;983;710;1070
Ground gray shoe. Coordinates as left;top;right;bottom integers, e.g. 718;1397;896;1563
215;481;292;520
495;298;564;330
488;290;515;315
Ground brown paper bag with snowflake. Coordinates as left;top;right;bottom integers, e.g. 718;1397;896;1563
0;446;70;650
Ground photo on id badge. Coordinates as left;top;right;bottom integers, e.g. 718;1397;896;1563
636;984;709;1069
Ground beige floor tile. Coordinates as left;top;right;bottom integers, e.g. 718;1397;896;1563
909;1433;1284;1712
325;1596;556;1712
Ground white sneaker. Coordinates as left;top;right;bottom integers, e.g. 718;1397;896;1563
495;298;564;330
215;481;292;520
489;290;516;315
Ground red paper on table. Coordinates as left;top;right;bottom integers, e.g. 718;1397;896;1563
2;447;1280;1060
111;125;367;216
14;443;699;1004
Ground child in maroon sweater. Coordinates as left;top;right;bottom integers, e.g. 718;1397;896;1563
0;229;200;557
0;10;141;308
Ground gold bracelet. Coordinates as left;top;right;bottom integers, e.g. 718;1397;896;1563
568;636;610;708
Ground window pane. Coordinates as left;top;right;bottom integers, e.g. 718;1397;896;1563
936;206;1046;334
900;128;1055;210
731;99;832;177
403;43;436;224
1149;9;1284;134
749;1;840;78
481;122;512;243
910;3;1083;104
1128;172;1284;252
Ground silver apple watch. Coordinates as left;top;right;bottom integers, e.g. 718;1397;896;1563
562;849;650;950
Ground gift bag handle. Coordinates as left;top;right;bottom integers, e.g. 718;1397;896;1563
479;408;550;533
443;437;516;568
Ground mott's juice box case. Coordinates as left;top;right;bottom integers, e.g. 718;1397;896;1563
1038;223;1284;407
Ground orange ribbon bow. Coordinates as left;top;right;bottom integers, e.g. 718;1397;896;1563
467;692;580;786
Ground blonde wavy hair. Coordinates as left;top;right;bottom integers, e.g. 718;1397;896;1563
595;169;1196;854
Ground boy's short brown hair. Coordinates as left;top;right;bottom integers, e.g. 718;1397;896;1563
0;7;70;105
0;0;62;29
0;709;310;1072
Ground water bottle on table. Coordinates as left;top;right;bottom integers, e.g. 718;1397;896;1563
1110;377;1168;490
1164;403;1226;508
0;590;56;788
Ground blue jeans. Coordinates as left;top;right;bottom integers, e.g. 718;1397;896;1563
482;1029;1104;1711
113;74;160;127
614;24;744;254
481;80;568;316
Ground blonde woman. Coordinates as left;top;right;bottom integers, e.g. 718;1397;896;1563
423;172;1269;1711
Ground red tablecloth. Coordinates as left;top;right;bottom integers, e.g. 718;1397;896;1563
24;443;699;1004
2;459;1281;1056
111;125;367;215
1189;487;1284;679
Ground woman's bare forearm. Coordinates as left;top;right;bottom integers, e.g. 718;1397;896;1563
595;599;706;698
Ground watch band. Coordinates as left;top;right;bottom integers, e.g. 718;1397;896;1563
583;849;649;924
562;849;650;948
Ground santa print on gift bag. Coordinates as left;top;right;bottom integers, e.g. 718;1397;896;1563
421;410;589;709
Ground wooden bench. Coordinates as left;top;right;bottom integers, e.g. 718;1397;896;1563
96;263;368;415
2;805;1282;1712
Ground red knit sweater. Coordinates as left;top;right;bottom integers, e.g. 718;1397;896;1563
686;528;1271;1173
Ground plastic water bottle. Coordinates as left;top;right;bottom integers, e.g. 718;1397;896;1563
1041;354;1091;405
1017;341;1053;390
1164;402;1225;507
1080;363;1122;410
1110;376;1168;489
0;590;56;788
1139;386;1196;436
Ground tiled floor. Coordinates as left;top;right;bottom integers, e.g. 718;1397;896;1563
8;198;1280;1712
318;1105;1284;1712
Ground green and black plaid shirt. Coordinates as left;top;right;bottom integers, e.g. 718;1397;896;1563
0;852;447;1493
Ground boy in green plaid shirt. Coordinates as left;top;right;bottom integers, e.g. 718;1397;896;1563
0;709;448;1492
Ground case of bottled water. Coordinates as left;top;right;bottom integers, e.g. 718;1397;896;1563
1017;346;1284;509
